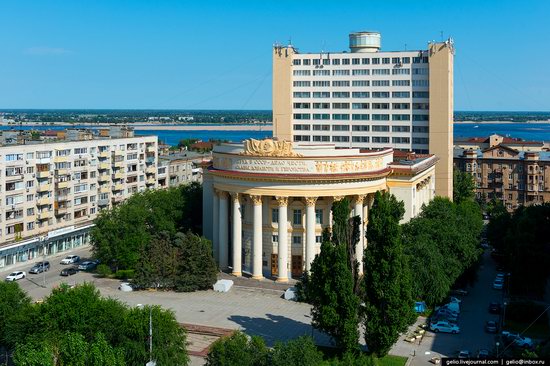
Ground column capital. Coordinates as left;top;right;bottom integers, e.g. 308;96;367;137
304;196;318;207
249;194;263;206
215;189;227;199
333;195;345;202
275;196;288;207
355;194;366;205
230;192;241;203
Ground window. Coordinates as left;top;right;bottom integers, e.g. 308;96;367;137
392;91;410;98
312;114;330;120
372;80;390;87
293;124;311;131
392;137;411;144
382;57;390;64
412;138;429;144
361;58;370;65
292;236;302;245
392;125;411;132
272;235;278;242
393;103;410;110
332;69;350;76
313;102;330;109
352;80;369;87
74;148;88;154
412;114;429;121
27;208;34;216
372;103;389;109
332;125;350;131
392;80;410;87
331;58;340;65
412;68;429;75
293;209;302;225
413;91;429;98
56;149;71;156
412;79;429;87
322;58;330;65
332;92;350;98
74;196;89;206
74;184;88;193
332;81;350;87
332;114;350;120
313;124;330;130
293;70;311;76
6;167;24;176
352;125;369;131
352;69;369;75
5;181;24;191
392;114;411;121
27;222;34;231
293;81;310;87
413;126;429;133
332;136;350;142
352;136;370;143
312;91;330;98
372;114;390;121
402;57;411;64
352;115;370;122
392;57;401;64
272;209;278;223
372;136;390;143
293;113;311;120
352;58;360;65
352;92;369;98
372;125;390;132
293;92;311;98
372;69;390;75
5;194;24;205
413;103;429;110
372;58;380;65
342;58;350;65
294;102;311;109
392;68;410;75
332;103;350;109
312;135;330;142
313;69;330;76
312;81;330;87
293;135;310;142
372;92;390;98
293;59;301;66
26;152;34;159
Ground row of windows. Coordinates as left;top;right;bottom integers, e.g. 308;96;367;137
293;90;429;98
293;68;430;77
294;102;426;111
293;124;418;132
293;135;417;144
3;145;152;163
293;113;428;121
292;56;428;66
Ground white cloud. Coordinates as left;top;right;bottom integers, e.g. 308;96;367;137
24;47;73;55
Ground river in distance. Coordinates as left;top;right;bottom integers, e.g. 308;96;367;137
1;123;549;145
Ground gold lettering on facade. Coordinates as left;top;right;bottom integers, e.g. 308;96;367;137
241;138;302;157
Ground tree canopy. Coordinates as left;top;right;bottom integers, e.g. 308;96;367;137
453;169;476;204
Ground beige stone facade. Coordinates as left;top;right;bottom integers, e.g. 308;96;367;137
271;33;454;199
454;144;550;211
203;139;437;281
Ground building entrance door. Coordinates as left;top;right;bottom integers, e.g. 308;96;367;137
291;255;303;278
271;254;278;277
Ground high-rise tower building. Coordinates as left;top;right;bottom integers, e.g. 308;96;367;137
272;32;454;198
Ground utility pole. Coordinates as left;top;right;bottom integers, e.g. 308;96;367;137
41;236;46;288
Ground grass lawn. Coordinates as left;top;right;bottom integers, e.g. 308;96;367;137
375;355;408;366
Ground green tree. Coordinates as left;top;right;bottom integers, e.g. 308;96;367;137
87;333;125;366
308;199;360;353
363;191;415;357
206;331;268;366
173;232;218;292
453;169;475;204
13;341;54;366
134;232;179;289
270;336;323;366
0;281;32;349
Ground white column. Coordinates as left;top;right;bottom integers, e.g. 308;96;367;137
354;195;365;275
250;195;263;280
276;196;289;282
305;197;317;272
218;191;228;270
231;192;242;277
213;189;220;263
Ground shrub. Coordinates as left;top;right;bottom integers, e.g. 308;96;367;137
114;269;135;280
96;264;112;278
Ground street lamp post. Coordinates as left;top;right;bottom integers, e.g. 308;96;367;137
137;304;156;366
496;342;500;357
40;236;46;288
502;301;508;328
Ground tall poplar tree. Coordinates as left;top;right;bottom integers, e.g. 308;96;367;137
363;191;415;356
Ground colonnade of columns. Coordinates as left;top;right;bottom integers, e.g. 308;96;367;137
212;189;374;283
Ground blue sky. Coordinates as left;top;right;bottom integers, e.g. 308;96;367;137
0;0;548;111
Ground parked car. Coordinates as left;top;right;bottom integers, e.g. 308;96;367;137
60;255;80;265
448;296;462;304
489;302;502;314
496;273;506;280
477;349;490;358
77;261;98;271
29;261;50;274
502;331;533;348
60;267;78;276
441;302;460;314
430;321;460;334
458;350;470;359
5;271;26;281
493;278;504;289
450;289;468;296
435;308;458;322
485;320;498;333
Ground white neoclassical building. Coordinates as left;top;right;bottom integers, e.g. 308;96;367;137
203;139;437;282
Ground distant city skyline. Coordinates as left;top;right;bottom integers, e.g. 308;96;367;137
1;0;548;111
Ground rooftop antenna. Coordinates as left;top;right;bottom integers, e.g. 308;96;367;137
288;37;292;46
440;31;444;41
404;43;407;51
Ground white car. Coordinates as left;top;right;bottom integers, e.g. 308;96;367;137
5;271;26;281
458;350;470;359
60;255;80;265
493;278;504;289
502;331;533;348
430;320;460;334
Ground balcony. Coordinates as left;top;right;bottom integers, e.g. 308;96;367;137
56;195;69;202
37;197;51;206
56;181;69;189
114;161;124;168
113;172;124;179
112;196;123;203
98;198;110;206
146;157;155;164
99;150;111;158
146;178;156;185
114;150;124;156
36;170;50;178
55;206;69;215
146;146;156;153
98;163;110;170
145;166;156;174
55;169;69;176
37;211;52;220
112;184;124;191
36;184;51;193
98;175;110;182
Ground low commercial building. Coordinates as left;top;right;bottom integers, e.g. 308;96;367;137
203;138;437;282
0;129;158;269
454;136;550;211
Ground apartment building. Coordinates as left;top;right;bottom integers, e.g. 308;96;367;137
454;136;550;211
272;31;454;198
157;151;209;188
0;132;158;268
